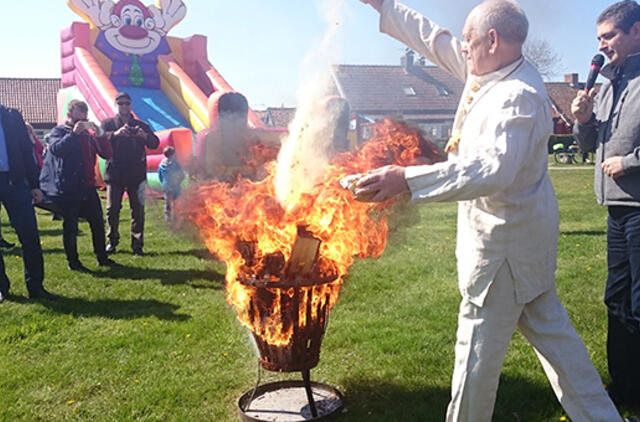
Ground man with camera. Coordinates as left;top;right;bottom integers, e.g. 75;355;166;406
40;100;117;271
101;92;159;256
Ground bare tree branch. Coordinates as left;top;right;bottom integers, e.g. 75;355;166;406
523;38;563;80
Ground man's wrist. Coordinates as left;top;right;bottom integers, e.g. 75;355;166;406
576;114;595;126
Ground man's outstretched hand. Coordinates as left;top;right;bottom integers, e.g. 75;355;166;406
355;165;409;202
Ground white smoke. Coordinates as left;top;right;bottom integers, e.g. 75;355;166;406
274;0;347;207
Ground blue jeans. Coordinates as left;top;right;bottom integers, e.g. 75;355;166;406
605;206;640;404
163;189;179;221
0;173;44;294
606;206;640;329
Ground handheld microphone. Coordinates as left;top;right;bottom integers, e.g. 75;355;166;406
585;54;605;92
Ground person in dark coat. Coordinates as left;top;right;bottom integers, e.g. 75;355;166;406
0;104;56;302
100;92;159;256
40;100;117;271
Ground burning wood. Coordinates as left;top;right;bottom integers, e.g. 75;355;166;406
237;226;334;372
286;226;320;278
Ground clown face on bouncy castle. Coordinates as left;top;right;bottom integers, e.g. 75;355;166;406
67;0;186;89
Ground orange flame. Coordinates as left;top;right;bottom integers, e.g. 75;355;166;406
178;119;443;346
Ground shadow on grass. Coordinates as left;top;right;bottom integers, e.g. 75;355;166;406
37;228;64;237
560;230;606;236
165;248;217;261
92;264;225;289
338;378;449;421
2;247;65;257
10;296;190;320
339;374;561;421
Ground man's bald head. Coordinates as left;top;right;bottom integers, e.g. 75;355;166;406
461;0;527;75
468;0;529;46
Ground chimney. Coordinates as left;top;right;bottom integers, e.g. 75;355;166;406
564;73;579;88
401;50;415;73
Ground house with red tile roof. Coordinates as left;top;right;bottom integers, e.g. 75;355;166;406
331;53;592;150
331;52;463;145
0;78;61;139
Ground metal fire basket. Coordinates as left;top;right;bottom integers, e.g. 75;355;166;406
236;226;345;421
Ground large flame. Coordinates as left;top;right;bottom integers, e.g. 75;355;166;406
178;119;443;346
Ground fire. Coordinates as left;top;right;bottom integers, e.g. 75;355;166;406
178;119;443;347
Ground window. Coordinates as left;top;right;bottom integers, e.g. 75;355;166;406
403;87;416;96
436;86;450;96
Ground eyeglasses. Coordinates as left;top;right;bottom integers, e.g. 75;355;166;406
117;102;131;106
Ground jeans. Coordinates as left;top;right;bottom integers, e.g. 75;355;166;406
0;172;44;294
163;189;179;221
605;205;640;404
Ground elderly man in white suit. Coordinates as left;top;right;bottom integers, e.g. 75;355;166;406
356;0;622;421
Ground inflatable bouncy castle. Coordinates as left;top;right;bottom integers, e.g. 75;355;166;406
59;0;277;190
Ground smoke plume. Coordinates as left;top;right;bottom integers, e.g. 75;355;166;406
275;0;348;206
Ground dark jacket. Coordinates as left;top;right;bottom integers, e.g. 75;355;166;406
574;53;640;206
0;105;40;190
101;115;159;186
39;123;112;201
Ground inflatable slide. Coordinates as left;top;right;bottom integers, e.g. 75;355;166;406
59;0;269;191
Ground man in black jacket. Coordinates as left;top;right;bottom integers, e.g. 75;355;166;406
0;104;57;302
41;100;117;271
101;92;159;256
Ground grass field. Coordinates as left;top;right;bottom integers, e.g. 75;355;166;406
0;166;636;421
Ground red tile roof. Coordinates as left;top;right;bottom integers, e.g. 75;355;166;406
545;82;580;124
332;64;463;120
0;78;60;125
253;109;267;122
264;107;296;129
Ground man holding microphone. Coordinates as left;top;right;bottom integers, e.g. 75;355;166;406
572;0;640;409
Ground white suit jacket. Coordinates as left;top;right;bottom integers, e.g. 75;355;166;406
380;0;557;306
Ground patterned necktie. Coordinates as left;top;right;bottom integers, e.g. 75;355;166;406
444;79;481;153
128;55;144;87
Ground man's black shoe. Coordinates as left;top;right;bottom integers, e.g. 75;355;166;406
624;417;640;422
28;288;59;301
133;249;144;256
0;238;15;249
97;257;119;267
68;261;89;272
105;242;116;254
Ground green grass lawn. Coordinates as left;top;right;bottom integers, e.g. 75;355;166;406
0;168;635;421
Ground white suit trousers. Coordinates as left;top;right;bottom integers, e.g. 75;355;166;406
446;262;621;422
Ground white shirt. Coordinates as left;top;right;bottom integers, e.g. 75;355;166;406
380;1;557;306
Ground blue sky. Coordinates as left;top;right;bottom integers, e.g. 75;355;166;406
2;0;616;109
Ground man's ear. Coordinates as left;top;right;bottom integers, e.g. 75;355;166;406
630;21;640;42
488;28;499;54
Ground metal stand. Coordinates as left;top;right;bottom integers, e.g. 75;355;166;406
301;369;318;418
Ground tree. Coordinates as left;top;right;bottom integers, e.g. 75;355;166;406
523;38;563;80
